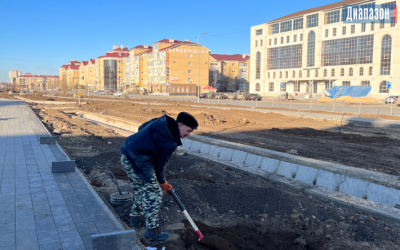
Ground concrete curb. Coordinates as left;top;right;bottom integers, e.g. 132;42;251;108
27;103;126;231
14;95;82;105
183;135;400;208
77;112;141;133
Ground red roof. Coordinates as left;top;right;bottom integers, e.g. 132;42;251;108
82;61;89;66
89;59;95;64
69;65;80;70
111;48;129;52
97;52;129;59
210;54;250;62
60;65;69;70
132;45;153;49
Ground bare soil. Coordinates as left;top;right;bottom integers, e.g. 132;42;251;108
25;94;400;176
29;102;400;250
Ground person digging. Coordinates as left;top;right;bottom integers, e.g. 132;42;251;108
120;112;198;242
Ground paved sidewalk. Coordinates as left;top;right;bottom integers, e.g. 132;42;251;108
0;99;123;250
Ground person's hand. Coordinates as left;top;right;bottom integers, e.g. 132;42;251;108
160;182;173;195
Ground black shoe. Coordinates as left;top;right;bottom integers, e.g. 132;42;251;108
143;227;170;242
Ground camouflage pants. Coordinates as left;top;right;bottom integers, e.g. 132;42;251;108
121;154;162;229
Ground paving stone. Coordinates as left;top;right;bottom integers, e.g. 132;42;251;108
16;229;38;244
92;230;138;250
16;200;33;210
56;224;80;239
40;137;56;144
38;240;63;250
61;237;86;250
52;161;75;173
16;243;39;250
37;227;60;242
16;217;36;232
94;219;119;233
81;235;92;250
76;221;100;236
0;232;15;247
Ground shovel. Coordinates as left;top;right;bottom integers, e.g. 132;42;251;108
167;188;204;241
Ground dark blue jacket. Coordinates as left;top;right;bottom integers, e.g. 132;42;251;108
120;115;182;184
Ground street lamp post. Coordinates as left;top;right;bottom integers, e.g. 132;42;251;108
198;32;208;103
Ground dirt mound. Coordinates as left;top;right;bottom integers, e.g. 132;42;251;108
336;96;381;103
192;111;249;126
317;97;333;102
137;108;169;116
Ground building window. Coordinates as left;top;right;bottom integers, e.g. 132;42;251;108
341;68;344;76
361;81;370;86
349;68;353;76
267;44;302;70
256;29;263;35
307;31;315;67
359;67;363;76
287;36;290;43
325;9;340;24
361;23;366;32
371;22;374;31
351;25;355;34
285;71;288;78
380;20;385;29
256;83;260;91
272;23;280;34
293;18;303;30
325;81;332;90
369;66;373;75
331;68;335;76
315;70;318;77
294;34;297;42
188;70;192;74
191;86;193;92
380;81;388;93
342;26;346;35
260;40;263;46
269;82;274;92
324;69;327;77
299;70;302;78
313;82;318;93
307;14;319;28
255;40;258;47
188;78;192;83
267;72;270;79
269;39;271;46
325;29;328;38
256;52;261;79
281;20;293;33
279;71;282;78
188;53;192;58
342;81;350;86
273;72;276;78
333;28;337;36
274;38;277;45
281;37;284;44
188;61;192;66
307;70;310;77
381;35;392;75
322;34;374;66
300;34;303;41
292;71;295;78
295;82;300;92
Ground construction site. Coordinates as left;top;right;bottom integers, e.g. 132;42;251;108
8;93;400;250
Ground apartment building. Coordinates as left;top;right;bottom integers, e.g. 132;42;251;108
209;54;250;92
9;70;22;84
95;52;129;91
59;60;80;91
129;39;210;95
250;0;399;98
16;73;59;90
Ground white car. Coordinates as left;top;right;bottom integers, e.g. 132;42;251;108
113;91;123;97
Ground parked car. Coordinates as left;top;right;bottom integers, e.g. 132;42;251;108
236;92;249;100
385;96;398;104
99;90;105;95
93;90;99;94
206;92;216;99
247;94;262;101
113;91;123;97
199;93;207;99
108;90;115;95
227;92;237;100
215;93;228;99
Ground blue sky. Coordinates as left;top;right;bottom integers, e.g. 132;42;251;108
0;0;336;82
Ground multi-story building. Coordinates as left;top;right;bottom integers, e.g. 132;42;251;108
250;0;399;98
209;54;250;92
129;39;210;95
95;52;129;91
16;73;59;90
128;45;153;90
59;60;81;91
9;70;22;85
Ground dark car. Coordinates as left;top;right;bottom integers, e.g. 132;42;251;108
247;94;262;101
199;93;207;99
385;96;398;104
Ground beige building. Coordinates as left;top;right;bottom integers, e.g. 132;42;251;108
16;73;59;90
9;70;22;85
129;39;210;95
59;60;81;91
209;54;250;92
250;0;399;98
